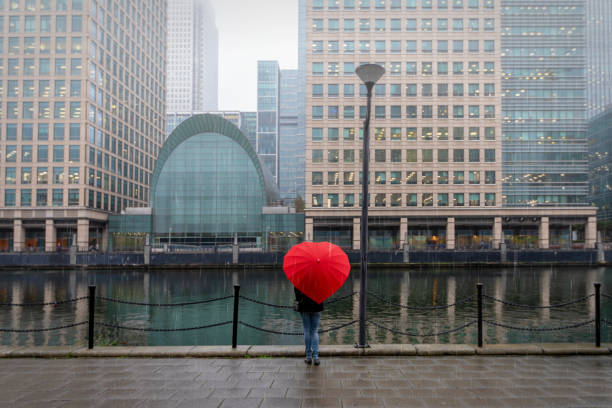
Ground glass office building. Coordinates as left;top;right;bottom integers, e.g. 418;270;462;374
501;0;589;207
279;69;306;203
586;0;612;117
588;108;612;221
257;61;280;184
151;114;281;246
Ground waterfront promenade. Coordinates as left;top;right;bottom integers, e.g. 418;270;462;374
1;345;612;408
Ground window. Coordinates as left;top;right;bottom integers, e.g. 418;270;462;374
469;105;480;118
469;193;480;207
422;171;433;184
453;83;464;97
485;193;496;207
422;127;433;140
328;84;339;97
390;40;401;53
406;18;416;31
438;105;448;118
312;194;323;208
453;171;464;184
453;127;464;140
328;172;340;186
344;106;355;119
485;127;495;140
406;172;417;185
312;62;323;75
453;40;463;53
438;194;449;207
313;0;323;9
312;128;323;141
438;40;448;53
422;18;432;32
344;61;355;75
390;62;401;75
468;18;479;32
375;40;386;53
406;62;417;75
312;41;323;54
406;128;417;141
438;18;448;31
422;62;432;75
469;40;479;52
359;40;370;53
312;106;323;119
422;84;433;97
37;167;48;184
438;127;449;140
375;106;385;119
469;84;479;96
423;193;433;207
485;171;495;184
469;127;480;140
484;105;495;118
453;193;464;206
438;62;448;75
375;19;386;31
453;62;464;75
422;106;433;119
484;18;494;31
328;128;339;141
406;149;417;162
438;150;449;163
406;84;417;97
453;149;464;162
453;18;463;31
390;19;401;31
485;149;495;162
469;149;480;162
453;105;464;118
484;40;495;52
390;84;401;97
328;40;339;53
344;172;355;185
344;0;355;8
312;84;323;97
438;171;449;184
391;106;402;119
453;0;463;8
328;149;339;163
343;19;355;33
328;105;339;119
484;61;494;74
344;150;355;163
468;61;479;74
484;84;495;96
422;40;432;53
360;19;370;31
406;40;416;54
391;149;402;162
313;19;323;31
328;19;339;31
375;172;386;185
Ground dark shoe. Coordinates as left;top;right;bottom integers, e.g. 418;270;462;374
313;358;320;366
305;357;312;365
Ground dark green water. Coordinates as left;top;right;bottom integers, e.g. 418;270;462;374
1;266;611;347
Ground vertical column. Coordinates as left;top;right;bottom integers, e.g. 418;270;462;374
492;217;503;249
101;225;109;252
45;219;57;252
585;216;597;249
538;217;550;249
77;219;89;252
446;217;455;250
399;218;408;247
13;219;25;252
304;218;314;242
352;217;360;250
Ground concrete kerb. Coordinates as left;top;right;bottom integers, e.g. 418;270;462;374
0;344;610;358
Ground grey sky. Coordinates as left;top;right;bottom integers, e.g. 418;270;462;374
209;0;298;112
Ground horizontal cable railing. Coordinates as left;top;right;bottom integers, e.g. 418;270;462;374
0;283;609;350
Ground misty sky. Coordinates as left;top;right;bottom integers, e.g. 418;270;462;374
209;0;299;112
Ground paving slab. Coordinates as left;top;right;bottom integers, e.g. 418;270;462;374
475;344;543;355
191;346;250;357
415;344;476;356
540;343;611;355
319;344;361;356
247;345;304;357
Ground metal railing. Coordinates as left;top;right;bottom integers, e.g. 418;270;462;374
0;283;609;349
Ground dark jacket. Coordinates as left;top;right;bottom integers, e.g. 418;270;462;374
294;287;324;313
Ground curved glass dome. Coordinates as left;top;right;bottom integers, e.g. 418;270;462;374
151;114;279;246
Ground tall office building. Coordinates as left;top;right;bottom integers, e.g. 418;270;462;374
0;0;166;252
167;0;218;112
240;111;257;150
501;0;589;207
586;0;612;116
257;61;280;184
301;0;596;250
279;69;305;202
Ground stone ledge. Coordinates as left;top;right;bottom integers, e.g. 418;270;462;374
0;344;609;358
415;344;476;356
540;343;611;355
476;344;543;355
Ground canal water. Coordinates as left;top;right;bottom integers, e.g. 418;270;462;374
1;266;611;347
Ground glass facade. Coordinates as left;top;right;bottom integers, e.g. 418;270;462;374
151;115;280;246
501;0;589;207
279;69;306;202
257;61;280;183
588;108;612;221
586;0;612;116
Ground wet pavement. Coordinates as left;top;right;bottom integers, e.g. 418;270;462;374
1;355;611;407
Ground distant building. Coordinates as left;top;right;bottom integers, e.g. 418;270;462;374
257;61;281;185
587;0;612;117
167;0;218;112
279;70;306;203
110;115;303;251
588;107;612;221
240;112;258;150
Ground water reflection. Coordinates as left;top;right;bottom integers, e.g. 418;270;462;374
0;266;610;346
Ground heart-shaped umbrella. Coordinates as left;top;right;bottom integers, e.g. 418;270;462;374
283;241;351;304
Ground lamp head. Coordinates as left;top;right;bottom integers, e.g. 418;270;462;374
356;64;385;86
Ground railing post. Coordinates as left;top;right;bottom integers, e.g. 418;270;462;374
477;283;483;348
595;283;601;348
88;285;96;349
232;285;240;348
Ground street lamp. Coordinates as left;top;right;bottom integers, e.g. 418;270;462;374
355;63;385;348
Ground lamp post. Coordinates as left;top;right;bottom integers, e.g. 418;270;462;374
355;64;385;348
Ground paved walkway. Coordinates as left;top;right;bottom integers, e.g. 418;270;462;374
1;355;611;408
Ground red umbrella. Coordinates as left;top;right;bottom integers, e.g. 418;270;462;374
283;241;351;304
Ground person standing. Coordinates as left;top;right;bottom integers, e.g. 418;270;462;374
294;287;323;365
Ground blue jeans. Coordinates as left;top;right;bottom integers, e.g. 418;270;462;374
300;312;321;359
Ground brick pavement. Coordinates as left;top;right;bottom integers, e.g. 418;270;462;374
1;356;611;408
